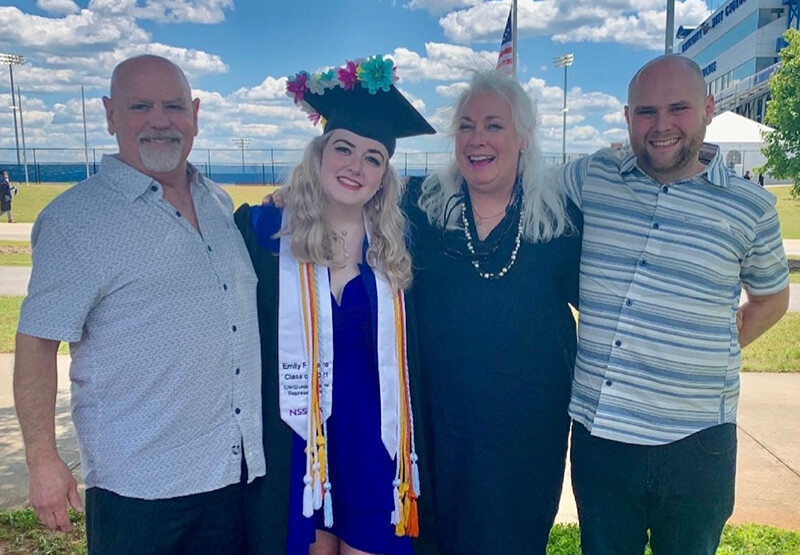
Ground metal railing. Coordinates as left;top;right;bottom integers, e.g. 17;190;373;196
0;147;586;184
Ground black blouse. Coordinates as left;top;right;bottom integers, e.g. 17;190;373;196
405;177;583;555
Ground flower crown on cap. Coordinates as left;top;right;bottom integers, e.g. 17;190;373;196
286;55;398;126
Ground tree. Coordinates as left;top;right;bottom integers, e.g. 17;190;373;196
762;29;800;197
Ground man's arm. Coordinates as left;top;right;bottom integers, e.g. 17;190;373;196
737;286;790;348
13;333;82;531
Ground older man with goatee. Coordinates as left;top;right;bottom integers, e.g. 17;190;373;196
14;54;264;554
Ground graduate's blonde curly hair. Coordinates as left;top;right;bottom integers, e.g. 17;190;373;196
277;132;412;291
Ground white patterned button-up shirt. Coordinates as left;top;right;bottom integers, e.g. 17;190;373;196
560;145;789;446
19;155;265;499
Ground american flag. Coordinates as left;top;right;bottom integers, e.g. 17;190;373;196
496;8;513;75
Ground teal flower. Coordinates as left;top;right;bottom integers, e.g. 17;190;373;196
357;55;395;94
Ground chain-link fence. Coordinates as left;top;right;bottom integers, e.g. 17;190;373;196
0;147;587;184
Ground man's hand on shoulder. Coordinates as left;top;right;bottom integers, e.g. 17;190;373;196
28;454;83;531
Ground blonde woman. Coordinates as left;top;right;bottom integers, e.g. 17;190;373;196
406;70;582;554
235;55;434;555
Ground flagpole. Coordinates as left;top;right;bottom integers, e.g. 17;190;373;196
81;85;90;179
511;0;518;80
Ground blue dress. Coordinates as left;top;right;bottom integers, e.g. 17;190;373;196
287;275;412;555
240;204;412;555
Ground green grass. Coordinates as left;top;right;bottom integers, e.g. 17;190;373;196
775;185;800;240
790;258;800;284
0;296;796;366
0;297;23;353
0;240;31;266
0;297;68;355
547;524;800;554
0;510;797;555
4;185;70;223
741;312;800;372
4;183;278;223
5;183;798;238
0;509;85;555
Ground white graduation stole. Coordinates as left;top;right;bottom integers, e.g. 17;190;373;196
277;213;420;536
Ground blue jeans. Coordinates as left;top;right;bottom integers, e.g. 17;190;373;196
571;422;737;555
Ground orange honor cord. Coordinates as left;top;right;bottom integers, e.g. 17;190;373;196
303;263;333;526
298;264;315;518
392;291;419;538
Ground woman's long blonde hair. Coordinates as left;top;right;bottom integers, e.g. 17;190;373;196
418;70;574;243
277;132;412;291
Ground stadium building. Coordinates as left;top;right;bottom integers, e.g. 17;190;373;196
677;0;799;123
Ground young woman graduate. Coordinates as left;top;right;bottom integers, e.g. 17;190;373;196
235;55;435;555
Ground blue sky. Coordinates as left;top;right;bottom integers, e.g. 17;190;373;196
0;0;722;160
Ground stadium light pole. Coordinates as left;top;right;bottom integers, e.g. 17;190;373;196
0;53;24;166
553;54;574;165
15;86;29;185
232;137;252;172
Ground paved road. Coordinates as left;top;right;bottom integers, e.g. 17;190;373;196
1;224;800;255
4;267;800;311
0;267;32;296
2;223;799;308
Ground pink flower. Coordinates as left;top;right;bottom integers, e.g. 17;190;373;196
337;61;358;91
308;112;322;126
286;72;309;104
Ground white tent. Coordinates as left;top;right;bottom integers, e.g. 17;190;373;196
705;111;773;178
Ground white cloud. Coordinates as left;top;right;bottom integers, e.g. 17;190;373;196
36;0;80;16
603;111;626;124
439;0;711;51
233;77;288;101
404;0;481;15
134;0;234;24
435;82;469;98
0;6;148;53
391;42;497;82
603;127;629;142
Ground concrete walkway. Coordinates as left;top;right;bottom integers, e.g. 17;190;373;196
1;222;799;309
1;354;799;530
0;223;31;242
1;223;799;255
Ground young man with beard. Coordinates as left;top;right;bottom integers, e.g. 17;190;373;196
14;55;264;554
560;55;790;555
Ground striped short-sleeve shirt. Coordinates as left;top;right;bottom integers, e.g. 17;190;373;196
560;145;789;445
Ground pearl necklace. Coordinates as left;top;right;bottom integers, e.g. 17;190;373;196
461;204;524;280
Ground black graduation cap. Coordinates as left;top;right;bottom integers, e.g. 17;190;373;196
290;56;435;157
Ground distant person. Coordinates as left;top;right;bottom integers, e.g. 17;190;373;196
560;54;790;555
758;172;765;187
14;54;264;554
744;169;752;180
0;169;16;222
236;55;434;554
